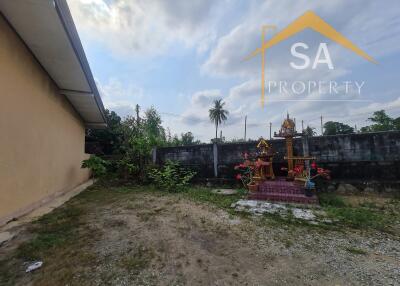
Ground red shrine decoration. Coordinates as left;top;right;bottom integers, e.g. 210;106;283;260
234;114;331;204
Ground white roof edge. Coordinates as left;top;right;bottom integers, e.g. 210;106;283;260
54;0;107;128
86;123;108;129
0;0;107;129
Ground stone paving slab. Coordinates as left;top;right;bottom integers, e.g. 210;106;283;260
231;199;330;223
211;189;238;195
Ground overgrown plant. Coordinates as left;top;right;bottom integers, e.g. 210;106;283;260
234;163;254;188
234;152;255;188
149;160;196;192
117;157;139;180
81;155;108;178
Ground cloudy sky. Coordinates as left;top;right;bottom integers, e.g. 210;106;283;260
68;0;400;142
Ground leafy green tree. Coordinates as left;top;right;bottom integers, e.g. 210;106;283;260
360;110;397;132
81;155;108;178
164;131;201;146
368;110;393;131
149;160;196;192
180;132;194;145
180;132;201;145
303;126;316;136
394;117;400;130
85;105;203;180
117;106;168;179
135;104;141;126
209;99;229;142
359;125;371;133
144;106;165;140
86;109;123;154
171;134;181;146
323;121;354;135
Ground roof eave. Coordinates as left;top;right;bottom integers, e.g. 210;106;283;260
54;0;107;128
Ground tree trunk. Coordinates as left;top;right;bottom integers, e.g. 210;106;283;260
215;123;218;141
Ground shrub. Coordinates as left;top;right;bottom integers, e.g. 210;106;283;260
141;162;158;184
81;155;108;178
116;157;139;179
234;163;254;188
149;160;196;192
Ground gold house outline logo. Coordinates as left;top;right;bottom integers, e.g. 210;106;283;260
244;10;377;107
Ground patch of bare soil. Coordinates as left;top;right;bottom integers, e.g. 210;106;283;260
1;188;399;285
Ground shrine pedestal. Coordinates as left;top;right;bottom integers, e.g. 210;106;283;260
247;177;318;204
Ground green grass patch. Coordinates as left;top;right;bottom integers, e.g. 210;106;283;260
260;210;335;233
359;202;380;209
318;193;346;207
16;206;84;260
325;206;387;230
317;192;400;233
0;203;92;285
91;182;399;235
119;245;155;274
0;260;15;286
345;247;367;255
282;238;294;248
182;187;247;214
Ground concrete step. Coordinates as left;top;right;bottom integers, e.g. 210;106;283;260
258;185;305;194
258;179;305;194
248;192;318;204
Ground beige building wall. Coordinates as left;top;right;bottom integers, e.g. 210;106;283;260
0;15;90;225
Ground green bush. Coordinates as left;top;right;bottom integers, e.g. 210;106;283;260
149;160;196;192
116;157;139;179
81;155;108;178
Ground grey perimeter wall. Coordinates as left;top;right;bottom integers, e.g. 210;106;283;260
154;131;400;181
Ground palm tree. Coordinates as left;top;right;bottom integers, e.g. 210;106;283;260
209;99;229;141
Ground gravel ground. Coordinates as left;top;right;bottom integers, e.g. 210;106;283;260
1;188;399;285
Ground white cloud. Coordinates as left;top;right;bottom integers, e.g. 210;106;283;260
188;78;400;139
202;0;400;78
191;89;221;108
181;89;221;125
68;0;224;57
96;78;143;118
69;0;400;141
198;0;400;137
348;96;400;120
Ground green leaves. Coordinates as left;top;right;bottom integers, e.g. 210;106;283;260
323;121;354;135
360;110;400;133
81;155;108;178
209;99;229;125
209;99;229;140
303;126;316;136
116;157;140;179
149;160;196;192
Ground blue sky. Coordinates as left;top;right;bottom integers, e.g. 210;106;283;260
68;0;400;141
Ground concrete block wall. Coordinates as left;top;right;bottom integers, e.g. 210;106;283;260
154;131;400;180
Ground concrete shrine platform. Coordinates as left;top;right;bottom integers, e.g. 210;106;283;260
248;177;318;204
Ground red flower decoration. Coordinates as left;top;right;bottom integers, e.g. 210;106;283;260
236;174;242;180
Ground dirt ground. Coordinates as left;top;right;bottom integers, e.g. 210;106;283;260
0;186;399;286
